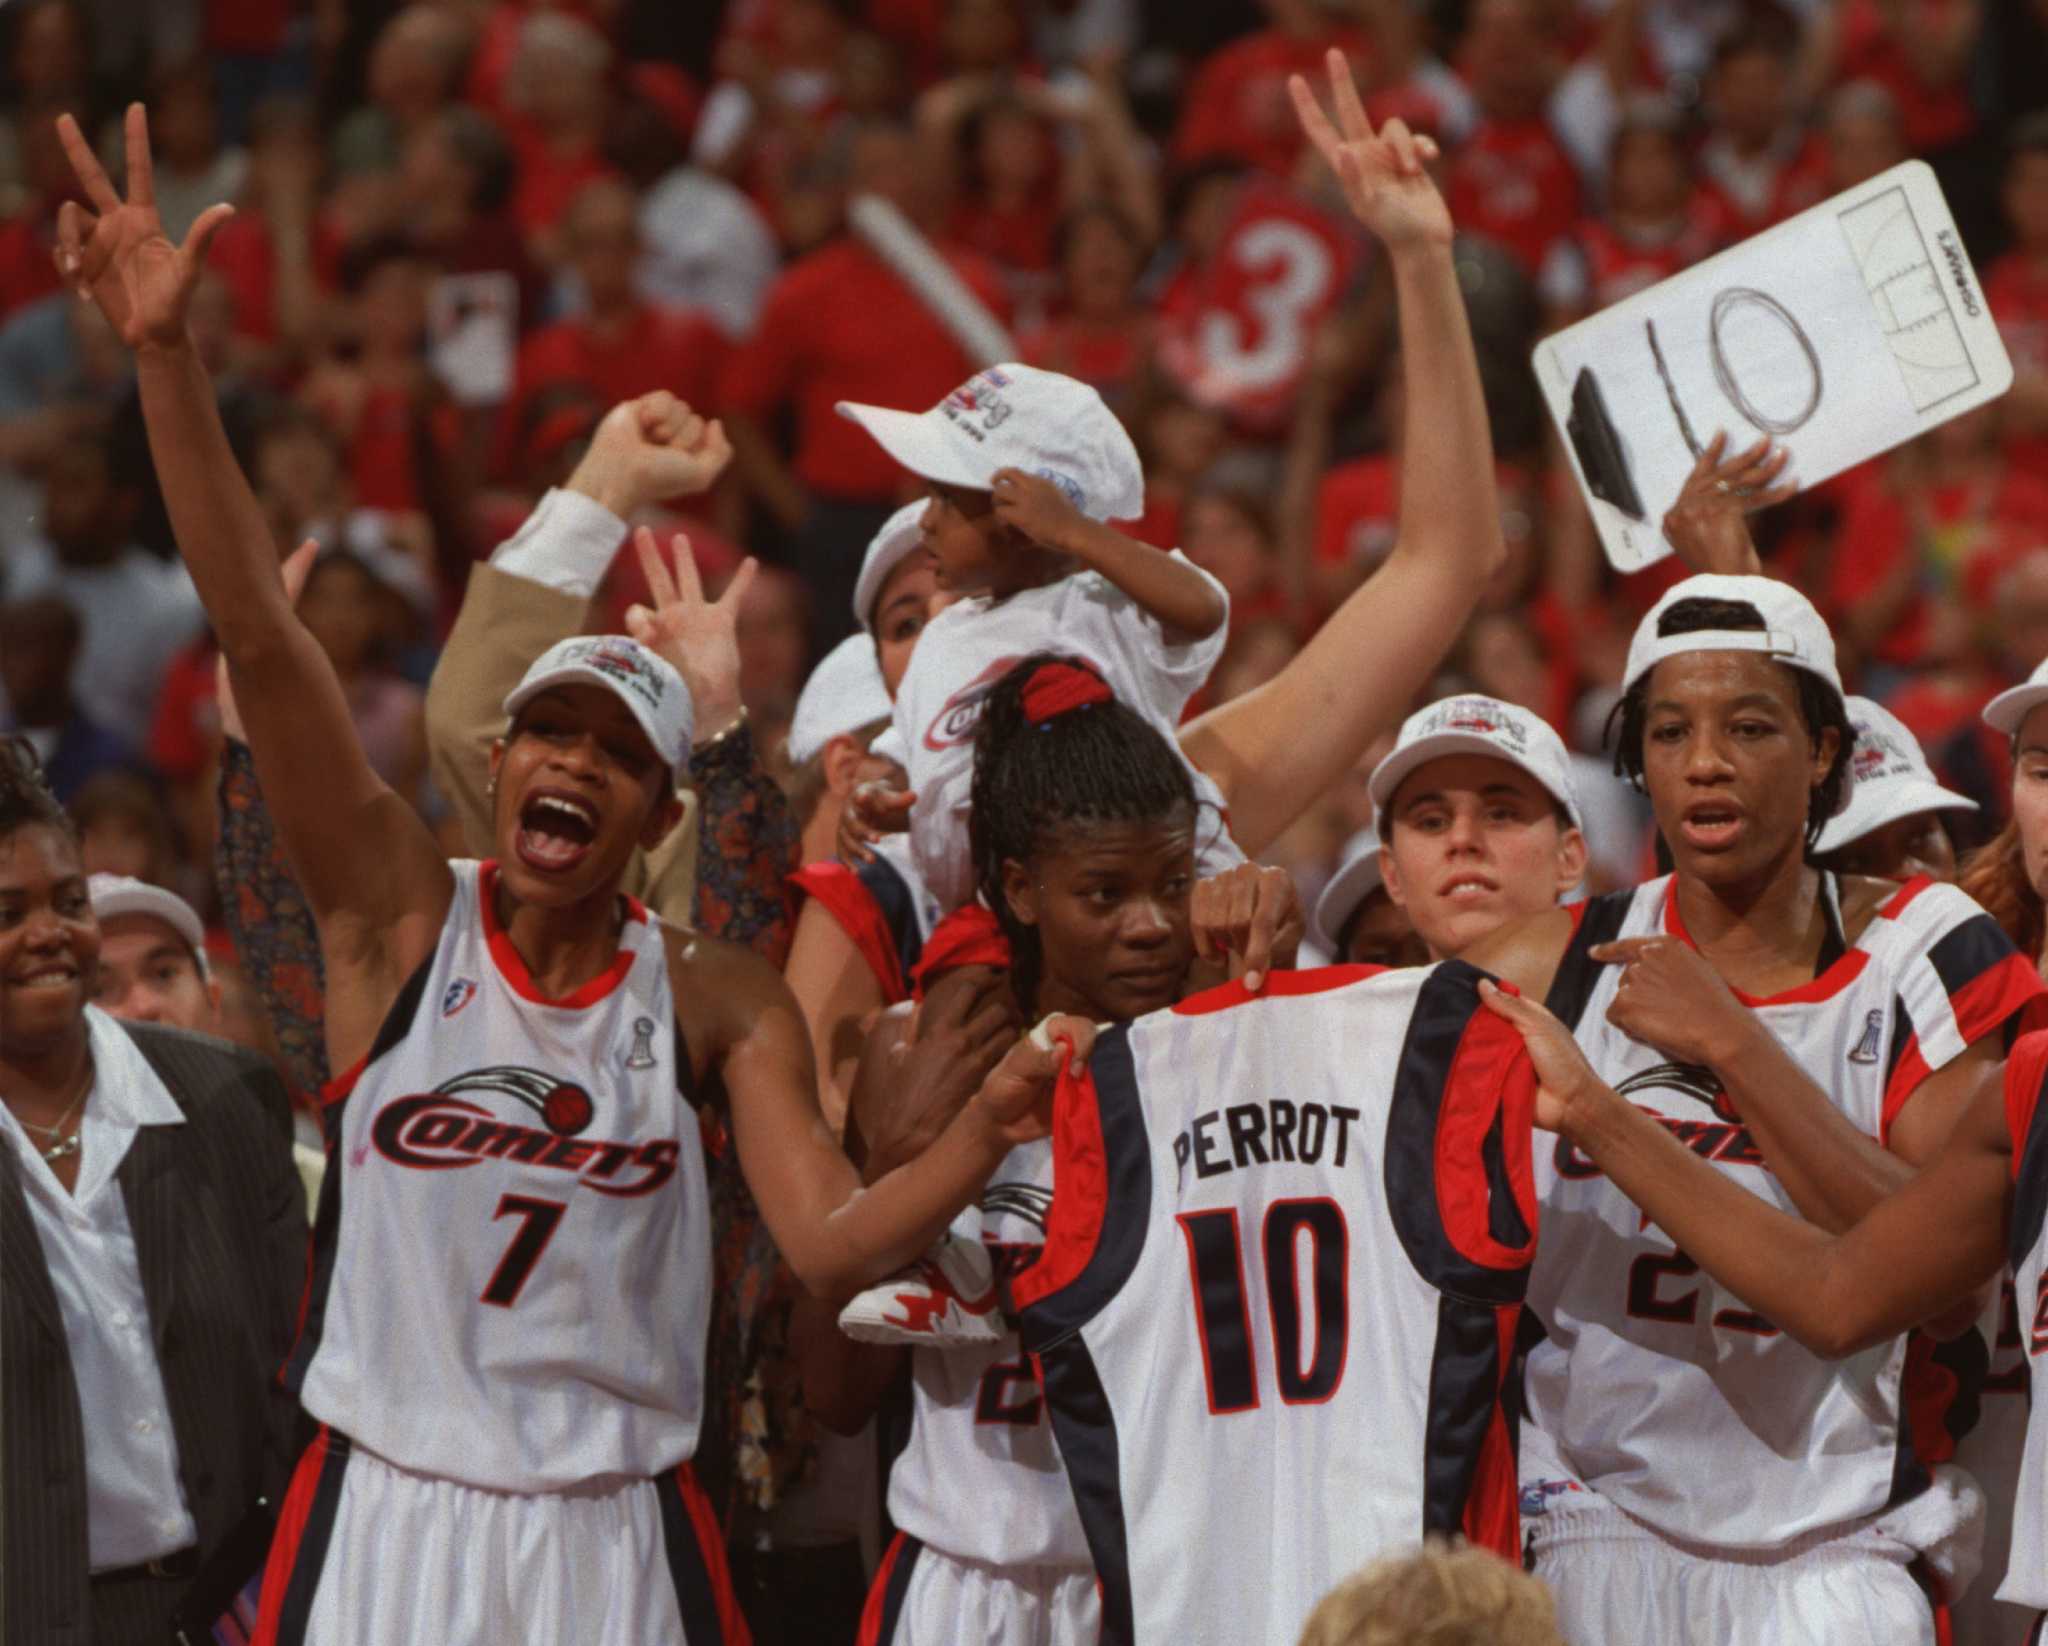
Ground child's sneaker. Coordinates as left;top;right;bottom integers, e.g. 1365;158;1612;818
837;1231;1004;1346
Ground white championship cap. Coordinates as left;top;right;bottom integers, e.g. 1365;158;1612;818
787;633;894;766
503;636;694;769
1368;695;1583;828
1983;657;2048;737
837;363;1145;523
1813;696;1978;855
1312;826;1387;955
1623;573;1844;698
853;501;929;633
88;873;210;980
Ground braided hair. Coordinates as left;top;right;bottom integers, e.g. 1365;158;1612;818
969;654;1198;1012
0;736;73;843
1607;596;1854;849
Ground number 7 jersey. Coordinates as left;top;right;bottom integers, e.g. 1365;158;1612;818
1011;961;1539;1646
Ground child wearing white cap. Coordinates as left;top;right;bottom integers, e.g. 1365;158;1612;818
837;360;1244;914
1811;697;1979;884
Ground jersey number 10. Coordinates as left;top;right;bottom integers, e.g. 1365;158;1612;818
1178;1197;1348;1412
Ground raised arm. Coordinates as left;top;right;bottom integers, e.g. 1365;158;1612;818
1482;982;2013;1357
1177;51;1502;856
57;106;450;1065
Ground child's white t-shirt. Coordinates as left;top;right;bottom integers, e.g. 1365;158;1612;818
890;556;1244;913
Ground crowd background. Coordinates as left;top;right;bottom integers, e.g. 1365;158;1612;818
3;0;2048;1086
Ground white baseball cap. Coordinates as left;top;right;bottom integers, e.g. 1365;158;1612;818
1813;696;1977;855
788;633;894;766
853;501;929;633
503;636;694;769
837;363;1145;523
1623;573;1844;698
1369;695;1583;828
88;874;210;980
1983;657;2048;737
1312;826;1387;955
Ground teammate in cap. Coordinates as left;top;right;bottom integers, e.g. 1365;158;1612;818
1458;573;2045;1644
59;106;1095;1646
1812;697;1979;884
87;873;221;1031
1309;823;1427;968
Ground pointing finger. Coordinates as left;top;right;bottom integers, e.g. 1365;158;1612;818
57;112;120;213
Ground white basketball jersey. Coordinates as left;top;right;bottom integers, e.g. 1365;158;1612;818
1528;872;2041;1548
1012;961;1538;1646
891;563;1240;915
1956;1277;2035;1643
1995;1031;2048;1611
886;1140;1092;1570
288;860;712;1492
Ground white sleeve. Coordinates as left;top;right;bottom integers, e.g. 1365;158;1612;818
487;488;626;601
1075;553;1230;709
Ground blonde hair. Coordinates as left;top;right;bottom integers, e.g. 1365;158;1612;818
1296;1540;1564;1646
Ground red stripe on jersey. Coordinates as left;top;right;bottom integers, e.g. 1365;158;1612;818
1458;1305;1523;1562
1433;997;1539;1272
1008;1065;1109;1312
252;1427;336;1646
2007;1031;2048;1181
1662;885;1872;1006
479;860;640;1007
674;1463;751;1646
1171;963;1387;1016
912;904;1010;1000
317;1053;366;1111
1883;955;2048;1144
856;1533;913;1646
791;862;907;1001
1880;876;1936;920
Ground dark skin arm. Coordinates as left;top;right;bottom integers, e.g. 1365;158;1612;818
1483;982;2013;1358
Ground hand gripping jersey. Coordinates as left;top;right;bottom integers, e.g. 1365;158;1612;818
790;837;943;1005
890;562;1241;915
1997;1031;2048;1611
1011;961;1539;1646
885;1139;1092;1570
1528;873;2044;1548
285;861;712;1491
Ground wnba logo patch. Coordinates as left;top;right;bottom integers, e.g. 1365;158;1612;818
441;977;478;1018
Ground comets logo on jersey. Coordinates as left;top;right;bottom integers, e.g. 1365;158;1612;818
923;653;1028;750
369;1066;681;1197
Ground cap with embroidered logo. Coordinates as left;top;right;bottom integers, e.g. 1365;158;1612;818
503;636;694;768
88;874;211;982
788;633;894;766
1814;696;1977;855
836;363;1145;523
1369;695;1582;828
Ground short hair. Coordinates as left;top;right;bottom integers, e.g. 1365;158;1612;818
0;736;75;843
1607;596;1854;847
783;715;890;833
1296;1539;1564;1646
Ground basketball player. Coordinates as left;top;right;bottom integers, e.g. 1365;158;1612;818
1457;574;2046;1643
56;106;1094;1645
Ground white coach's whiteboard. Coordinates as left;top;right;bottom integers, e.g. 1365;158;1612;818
1534;161;2012;572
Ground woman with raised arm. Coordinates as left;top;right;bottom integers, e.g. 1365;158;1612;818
53;106;1089;1646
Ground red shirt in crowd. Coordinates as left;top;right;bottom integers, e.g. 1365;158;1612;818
1988;251;2048;477
1694;131;1830;239
1542;204;1723;317
502;304;729;471
0;202;64;321
1173;27;1373;176
1018;313;1155;408
719;235;1009;503
506;124;618;240
1835;0;1977;153
1444;117;1581;277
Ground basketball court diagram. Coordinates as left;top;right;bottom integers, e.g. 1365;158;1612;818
1839;185;1980;412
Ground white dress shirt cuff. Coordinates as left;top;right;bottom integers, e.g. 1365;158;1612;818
488;488;626;601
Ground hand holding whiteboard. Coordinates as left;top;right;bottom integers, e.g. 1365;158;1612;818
1534;161;2012;572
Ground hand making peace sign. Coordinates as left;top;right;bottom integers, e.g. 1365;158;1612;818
1288;49;1452;253
624;528;758;746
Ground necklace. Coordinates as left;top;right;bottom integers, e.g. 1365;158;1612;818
11;1060;92;1164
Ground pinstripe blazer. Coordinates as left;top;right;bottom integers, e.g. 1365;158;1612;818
3;1022;305;1646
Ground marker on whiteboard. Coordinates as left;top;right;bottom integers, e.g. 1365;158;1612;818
1566;368;1646;521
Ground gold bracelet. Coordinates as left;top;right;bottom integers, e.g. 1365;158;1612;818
692;705;749;756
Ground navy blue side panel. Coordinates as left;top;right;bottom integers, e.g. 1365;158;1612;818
857;853;926;984
1420;1297;1507;1539
363;949;435;1070
865;1533;923;1645
1928;913;2022;995
1016;1026;1153;1352
274;1432;353;1646
1480;1101;1531;1249
655;1470;728;1646
1384;961;1529;1308
1883;991;1912;1093
1541;893;1632;1030
1037;1338;1134;1646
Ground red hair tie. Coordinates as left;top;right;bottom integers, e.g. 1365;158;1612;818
1021;660;1112;723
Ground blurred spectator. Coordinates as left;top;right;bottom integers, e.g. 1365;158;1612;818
396;105;544;327
638;153;781;339
0;96;84;321
1822;77;1910;192
1173;0;1370;176
1183;484;1292;633
87;872;223;1030
140;59;247;243
69;768;182;888
331;5;474;179
296;543;431;802
1989;116;2048;480
1296;1539;1564;1646
737;563;814;729
1832;0;1981;158
1444;0;1579;278
719;118;1008;649
1695;16;1830;237
0;291;127;503
1019;200;1157;404
502;10;619;254
200;95;329;372
0;0;94;219
4;430;205;744
1126;379;1229;547
0;595;138;802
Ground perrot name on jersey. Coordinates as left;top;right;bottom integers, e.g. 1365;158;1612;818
369;1065;681;1198
1172;1096;1364;1188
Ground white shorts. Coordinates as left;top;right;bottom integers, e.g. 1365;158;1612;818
1526;1488;1937;1646
252;1429;747;1645
857;1533;1097;1646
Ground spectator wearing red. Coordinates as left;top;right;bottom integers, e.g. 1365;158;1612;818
1988;116;2048;482
501;10;619;251
1834;0;1981;157
330;5;475;178
1123;385;1228;550
0;98;81;321
720;118;1009;650
1695;19;1830;237
1539;98;1720;327
396;106;545;327
501;178;729;475
1821;77;1911;195
1019;201;1156;406
1444;0;1579;278
1173;0;1372;176
0;0;90;214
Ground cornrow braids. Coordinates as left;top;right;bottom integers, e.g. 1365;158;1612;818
1607;596;1854;849
0;736;73;843
969;654;1197;1014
